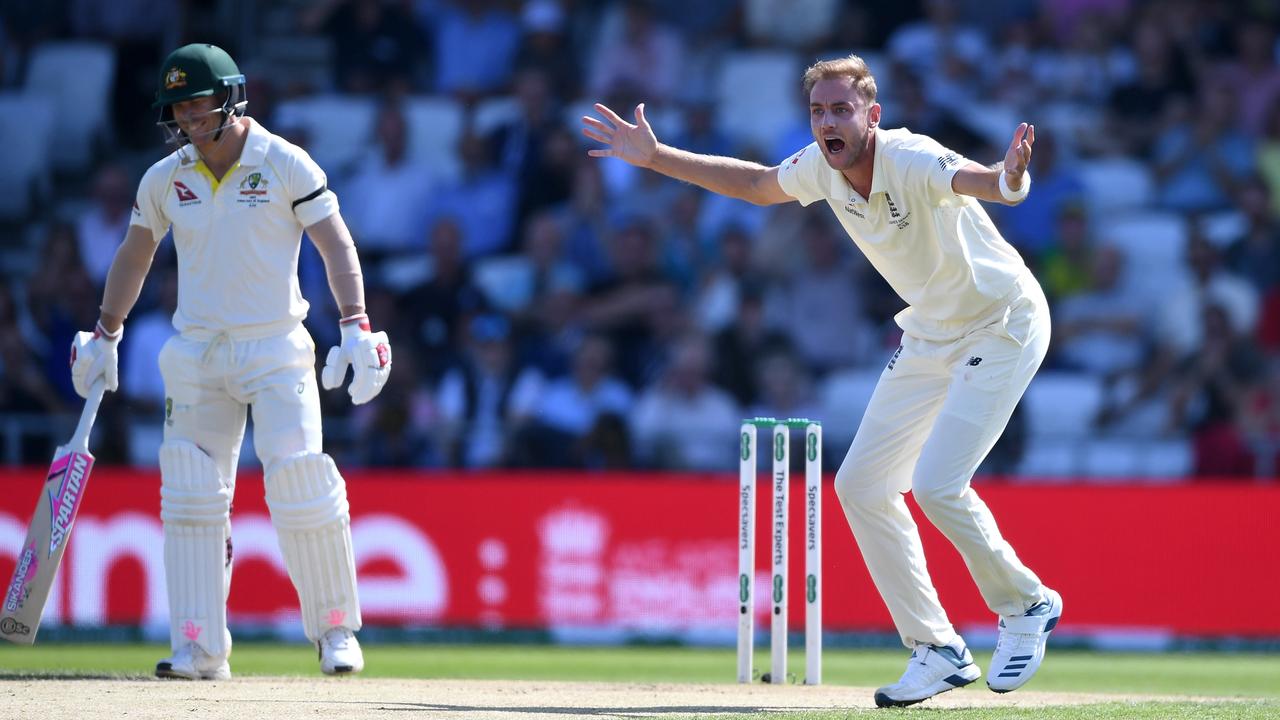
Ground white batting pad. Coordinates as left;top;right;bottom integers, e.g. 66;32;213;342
159;440;233;658
264;452;361;641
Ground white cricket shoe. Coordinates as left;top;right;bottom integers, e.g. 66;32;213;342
988;587;1063;693
873;641;981;708
318;626;364;675
155;642;231;680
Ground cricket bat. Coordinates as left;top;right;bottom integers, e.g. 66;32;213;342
1;380;106;644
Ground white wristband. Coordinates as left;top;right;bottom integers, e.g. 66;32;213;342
999;170;1030;202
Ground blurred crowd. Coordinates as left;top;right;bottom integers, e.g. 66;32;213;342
1;0;1278;478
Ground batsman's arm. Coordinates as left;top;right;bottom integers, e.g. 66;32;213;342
98;225;161;333
306;213;366;318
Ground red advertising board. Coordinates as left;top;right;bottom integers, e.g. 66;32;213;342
1;469;1277;638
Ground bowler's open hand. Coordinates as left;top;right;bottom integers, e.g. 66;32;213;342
1003;122;1035;189
581;103;658;168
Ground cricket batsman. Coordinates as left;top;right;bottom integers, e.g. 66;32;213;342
68;44;391;679
583;55;1062;706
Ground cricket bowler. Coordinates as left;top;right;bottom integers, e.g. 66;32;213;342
582;54;1062;706
68;43;391;679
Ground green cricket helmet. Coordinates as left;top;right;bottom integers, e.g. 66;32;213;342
154;43;247;146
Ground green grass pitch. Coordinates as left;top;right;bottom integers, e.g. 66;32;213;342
0;643;1276;719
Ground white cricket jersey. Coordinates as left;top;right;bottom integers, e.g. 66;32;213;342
130;118;339;339
777;127;1029;342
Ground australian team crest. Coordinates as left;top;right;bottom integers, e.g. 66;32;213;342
164;67;187;90
237;172;270;205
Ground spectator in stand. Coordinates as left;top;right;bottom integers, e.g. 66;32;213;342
1034;9;1134;107
1038;203;1095;302
120;265;177;414
580;217;680;387
0;283;65;416
1152;84;1255;214
1241;357;1280;477
991;133;1084;256
1169;303;1265;477
1052;245;1148;378
764;216;876;374
559;157;616;285
887;0;988;109
350;341;436;467
491;68;579;232
70;0;179;148
303;0;425;95
746;346;820;422
513;0;582;102
631;331;740;470
1257;97;1280;213
1158;229;1259;361
1105;18;1195;157
1213;17;1280;140
511;333;633;467
1224;176;1280;295
25;224;98;405
742;0;842;51
712;285;792;408
437;314;542;467
587;0;684;104
339;101;435;261
396;217;488;381
77;162;136;288
425;130;518;258
432;0;522;100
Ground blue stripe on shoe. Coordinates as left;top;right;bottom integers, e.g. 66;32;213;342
944;673;973;687
1010;655;1033;661
1005;664;1027;670
998;671;1021;678
1045;616;1059;632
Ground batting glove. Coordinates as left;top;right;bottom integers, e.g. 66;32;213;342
321;314;391;405
69;321;121;398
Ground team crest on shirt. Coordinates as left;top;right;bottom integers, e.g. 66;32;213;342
884;193;911;230
237;172;271;206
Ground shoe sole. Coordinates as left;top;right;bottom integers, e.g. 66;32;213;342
988;591;1064;693
875;669;980;708
156;664;231;681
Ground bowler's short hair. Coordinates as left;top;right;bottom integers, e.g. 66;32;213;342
802;55;878;104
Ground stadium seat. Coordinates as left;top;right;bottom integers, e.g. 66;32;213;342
817;368;882;444
1021;372;1104;441
404;96;464;183
1096;211;1188;302
953;102;1020;148
1138;439;1193;479
1017;437;1078;478
24;42;115;172
716;50;802;154
273;94;377;176
1080;438;1142;478
473;96;522;137
0;93;57;220
1197;210;1247;249
1078;157;1154;214
473;255;534;312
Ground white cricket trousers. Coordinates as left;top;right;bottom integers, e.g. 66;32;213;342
159;324;322;478
834;273;1050;649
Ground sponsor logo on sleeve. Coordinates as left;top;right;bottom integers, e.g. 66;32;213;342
937;152;959;170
